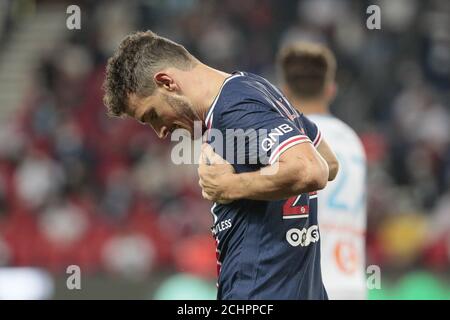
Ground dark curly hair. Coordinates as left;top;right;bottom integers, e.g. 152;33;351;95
103;30;197;117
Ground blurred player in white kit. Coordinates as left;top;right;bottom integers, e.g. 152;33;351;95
277;42;368;299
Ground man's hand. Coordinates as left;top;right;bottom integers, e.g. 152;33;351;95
198;143;235;204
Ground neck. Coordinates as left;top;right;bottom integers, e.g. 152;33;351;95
290;97;330;116
182;63;231;123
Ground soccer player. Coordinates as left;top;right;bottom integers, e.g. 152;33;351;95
277;42;367;299
103;31;339;299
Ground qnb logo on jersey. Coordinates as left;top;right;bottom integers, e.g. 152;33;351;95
261;124;293;151
286;225;320;247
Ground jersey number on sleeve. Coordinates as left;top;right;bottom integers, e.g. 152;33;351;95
282;192;316;218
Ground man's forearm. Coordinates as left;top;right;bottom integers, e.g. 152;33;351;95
224;159;327;201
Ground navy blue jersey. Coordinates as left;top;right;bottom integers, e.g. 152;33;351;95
204;71;327;300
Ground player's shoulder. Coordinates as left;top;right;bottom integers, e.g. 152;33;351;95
309;114;365;152
215;71;278;115
309;114;357;137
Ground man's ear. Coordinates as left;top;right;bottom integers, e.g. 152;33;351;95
325;82;337;102
154;72;178;92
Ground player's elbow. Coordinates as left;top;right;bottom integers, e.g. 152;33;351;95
290;158;329;194
327;158;339;181
310;163;329;191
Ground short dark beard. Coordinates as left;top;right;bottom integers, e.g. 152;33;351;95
162;93;201;138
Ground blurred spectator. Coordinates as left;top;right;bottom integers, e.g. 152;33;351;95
102;230;155;280
38;200;89;248
13;148;65;211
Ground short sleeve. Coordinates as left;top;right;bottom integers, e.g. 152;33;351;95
298;114;322;148
217;102;313;166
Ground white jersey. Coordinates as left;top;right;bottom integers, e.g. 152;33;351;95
308;114;367;300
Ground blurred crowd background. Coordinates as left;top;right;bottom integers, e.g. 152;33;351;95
0;0;449;299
